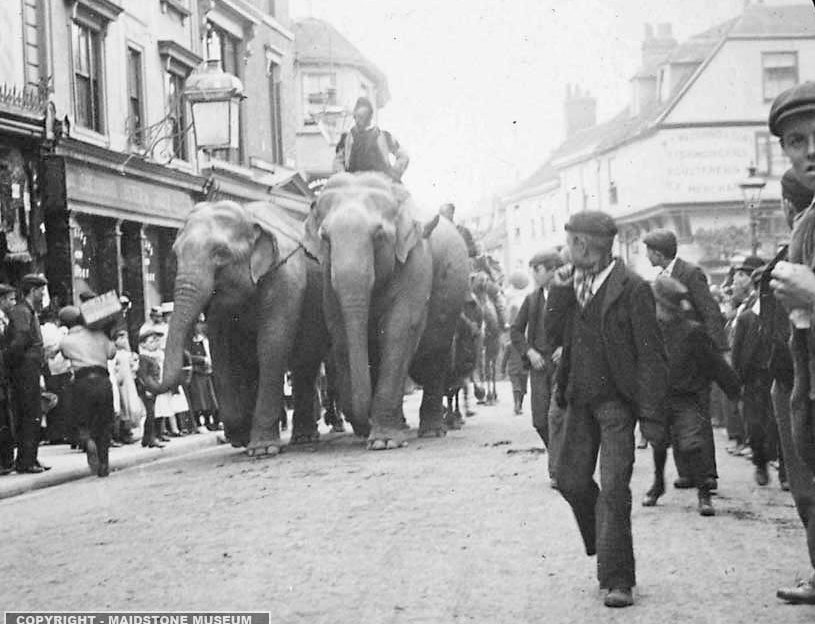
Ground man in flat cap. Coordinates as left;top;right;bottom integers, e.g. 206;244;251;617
0;283;17;474
544;211;667;608
7;274;48;473
334;96;409;182
510;249;563;459
765;82;815;605
643;228;726;491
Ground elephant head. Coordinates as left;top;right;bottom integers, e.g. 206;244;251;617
303;173;423;422
158;200;282;393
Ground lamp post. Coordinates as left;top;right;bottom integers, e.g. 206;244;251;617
738;165;767;255
183;58;245;152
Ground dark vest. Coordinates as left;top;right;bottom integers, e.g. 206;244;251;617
347;127;389;174
567;280;617;406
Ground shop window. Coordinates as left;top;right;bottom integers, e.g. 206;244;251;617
755;131;786;177
762;52;797;102
71;21;105;133
167;71;188;161
206;23;243;164
127;47;144;146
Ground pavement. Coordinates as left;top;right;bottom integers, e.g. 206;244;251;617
0;429;223;500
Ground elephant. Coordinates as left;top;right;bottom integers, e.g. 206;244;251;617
303;172;469;450
156;199;329;456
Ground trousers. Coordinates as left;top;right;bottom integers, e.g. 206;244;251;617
743;374;773;468
0;397;13;469
529;366;552;445
73;370;114;470
555;398;636;589
11;356;42;469
773;380;815;569
674;385;717;480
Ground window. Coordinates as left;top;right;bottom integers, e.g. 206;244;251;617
550;214;556;233
72;21;104;133
167;71;188;160
269;62;283;164
127;47;144;146
540;215;546;236
609;181;618;205
303;73;336;125
206;23;243;164
762;52;797;102
755;132;786;177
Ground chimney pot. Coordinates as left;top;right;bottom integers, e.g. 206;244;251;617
644;23;654;40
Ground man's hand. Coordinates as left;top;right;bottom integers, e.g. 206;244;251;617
552;346;563;366
551;264;575;288
770;261;815;310
526;348;545;371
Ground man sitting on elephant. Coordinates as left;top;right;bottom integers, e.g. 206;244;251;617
334;97;409;182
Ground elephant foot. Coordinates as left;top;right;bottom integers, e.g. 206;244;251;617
417;425;447;438
223;423;251;448
443;410;464;430
349;419;371;438
367;426;408;451
290;430;321;445
245;440;283;457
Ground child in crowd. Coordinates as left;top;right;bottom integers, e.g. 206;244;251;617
113;328;145;442
136;327;165;448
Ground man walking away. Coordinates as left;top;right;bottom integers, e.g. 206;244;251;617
8;273;48;473
545;212;667;608
642;276;740;516
58;306;116;477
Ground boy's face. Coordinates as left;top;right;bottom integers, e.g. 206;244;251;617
780;114;815;192
114;333;129;349
731;270;753;300
141;335;159;351
531;264;553;289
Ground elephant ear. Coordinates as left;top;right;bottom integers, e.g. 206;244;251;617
393;188;421;264
249;224;278;284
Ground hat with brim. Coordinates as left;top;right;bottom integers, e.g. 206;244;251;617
139;326;164;340
20;273;47;288
57;305;82;327
734;255;766;274
0;283;15;297
529;249;563;270
651;275;691;313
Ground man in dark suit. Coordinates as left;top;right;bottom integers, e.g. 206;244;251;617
546;212;667;609
510;249;563;449
644;228;725;490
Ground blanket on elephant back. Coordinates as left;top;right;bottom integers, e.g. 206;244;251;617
244;200;305;246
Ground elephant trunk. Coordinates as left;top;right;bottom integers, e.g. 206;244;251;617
157;276;211;394
338;294;372;424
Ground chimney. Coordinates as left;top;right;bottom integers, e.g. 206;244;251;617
641;22;677;72
564;84;597;137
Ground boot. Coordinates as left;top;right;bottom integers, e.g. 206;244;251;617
698;489;715;516
642;477;665;507
512;391;522;416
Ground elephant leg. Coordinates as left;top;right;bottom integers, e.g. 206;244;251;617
289;363;322;445
209;312;255;447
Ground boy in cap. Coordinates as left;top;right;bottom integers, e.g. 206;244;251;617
766;82;815;604
643;276;740;516
730;255;773;487
0;283;16;474
510;249;562;445
545;211;667;608
334;96;410;182
8;273;48;473
136;326;165;448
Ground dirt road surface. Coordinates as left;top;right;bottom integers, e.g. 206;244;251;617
0;381;812;623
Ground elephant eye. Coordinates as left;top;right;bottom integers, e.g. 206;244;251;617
212;246;231;263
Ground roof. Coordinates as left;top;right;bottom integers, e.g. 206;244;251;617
545;3;815;169
294;18;390;106
502;163;559;200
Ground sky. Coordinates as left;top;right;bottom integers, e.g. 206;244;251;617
290;0;803;217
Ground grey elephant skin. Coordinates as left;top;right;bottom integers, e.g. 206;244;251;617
303;173;469;449
158;200;329;456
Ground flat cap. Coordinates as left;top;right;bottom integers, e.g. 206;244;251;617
20;273;47;288
734;255;765;274
564;211;618;237
642;228;677;259
78;290;97;303
529;248;564;270
0;283;15;297
769;81;815;137
57;305;82;327
781;168;814;213
652;275;690;312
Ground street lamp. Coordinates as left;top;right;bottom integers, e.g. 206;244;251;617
183;59;245;151
738;165;767;255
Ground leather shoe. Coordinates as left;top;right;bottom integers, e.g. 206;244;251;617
642;480;665;507
698;492;715;516
755;466;770;486
604;587;634;608
777;576;815;604
15;464;44;474
98;463;110;478
673;477;693;489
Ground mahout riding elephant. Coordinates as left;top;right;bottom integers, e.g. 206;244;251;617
156;199;329;456
303;173;469;450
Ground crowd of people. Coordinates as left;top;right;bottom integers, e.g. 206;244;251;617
0;282;220;479
495;81;815;608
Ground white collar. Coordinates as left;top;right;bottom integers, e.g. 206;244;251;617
662;257;677;276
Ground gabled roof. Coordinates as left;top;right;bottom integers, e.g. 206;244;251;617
294;18;390;106
730;4;815;37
